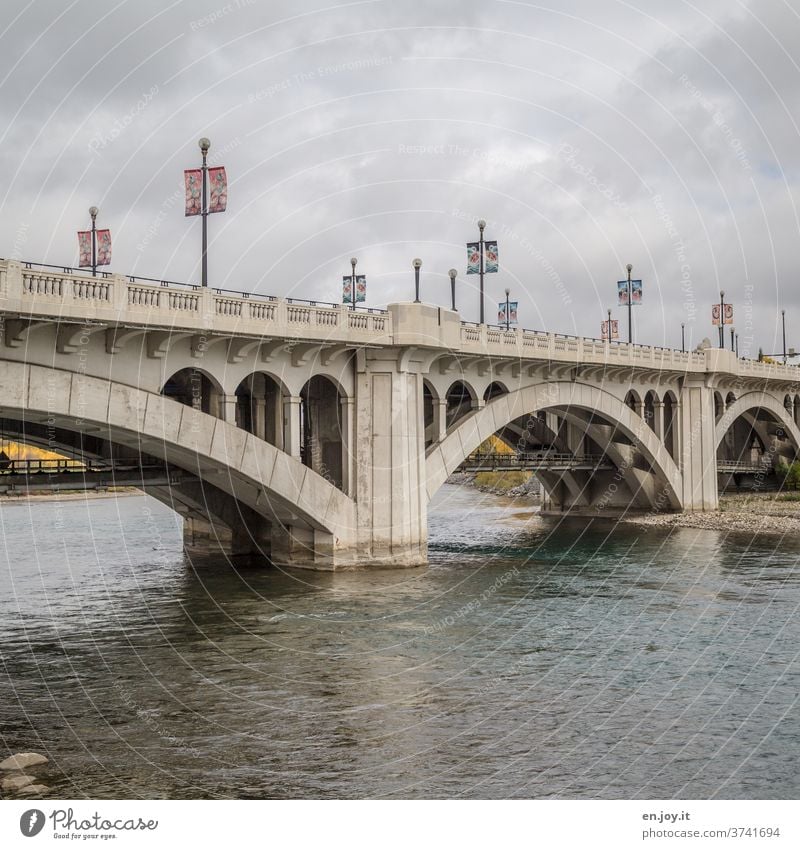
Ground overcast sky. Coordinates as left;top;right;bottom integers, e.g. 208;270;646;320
2;0;799;354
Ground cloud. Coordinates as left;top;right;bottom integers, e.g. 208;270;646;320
1;0;798;353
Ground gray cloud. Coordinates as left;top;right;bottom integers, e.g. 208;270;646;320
1;0;799;355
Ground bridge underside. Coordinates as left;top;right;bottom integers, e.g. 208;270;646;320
0;416;339;567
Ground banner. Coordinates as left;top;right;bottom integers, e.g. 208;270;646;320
601;319;619;341
96;229;112;266
343;275;366;304
208;166;227;213
711;303;734;325
184;169;202;216
77;231;92;267
485;240;499;273
617;279;642;305
467;242;480;274
498;301;518;326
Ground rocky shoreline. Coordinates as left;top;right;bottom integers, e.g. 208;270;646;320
620;492;800;536
0;752;51;798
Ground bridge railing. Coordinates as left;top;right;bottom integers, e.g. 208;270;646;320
0;259;393;344
460;451;612;469
459;323;708;370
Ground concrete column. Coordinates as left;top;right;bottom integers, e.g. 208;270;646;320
436;399;448;441
653;401;664;440
340;396;355;497
253;398;267;440
678;381;718;511
283;395;302;459
221;394;238;424
353;349;427;567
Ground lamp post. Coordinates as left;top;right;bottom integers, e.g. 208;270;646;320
89;206;98;277
681;321;685;353
448;268;457;311
350;257;357;311
478;219;486;324
718;290;725;347
413;258;422;303
730;326;735;352
782;309;787;364
199;137;211;288
504;288;511;331
735;332;739;358
626;263;633;343
607;307;612;342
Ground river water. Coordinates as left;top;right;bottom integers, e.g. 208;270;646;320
1;485;799;799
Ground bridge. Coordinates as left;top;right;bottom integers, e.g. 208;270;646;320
1;257;798;568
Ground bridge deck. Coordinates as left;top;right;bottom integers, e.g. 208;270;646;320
0;459;195;493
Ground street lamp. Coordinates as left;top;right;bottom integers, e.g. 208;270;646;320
607;307;612;342
199;137;210;288
504;287;511;331
782;309;787;364
88;206;99;277
448;268;457;311
626;263;633;343
681;321;685;353
478;219;486;324
730;325;735;352
413;258;422;303
718;290;725;347
349;257;357;311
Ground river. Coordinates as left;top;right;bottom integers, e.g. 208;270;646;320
1;485;798;799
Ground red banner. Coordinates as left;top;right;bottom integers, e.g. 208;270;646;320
96;229;112;266
184;169;202;216
77;231;92;267
208;166;227;213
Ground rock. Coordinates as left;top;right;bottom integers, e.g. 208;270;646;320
1;774;34;792
0;753;48;770
20;784;49;795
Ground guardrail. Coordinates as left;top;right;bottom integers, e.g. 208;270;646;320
459;451;612;470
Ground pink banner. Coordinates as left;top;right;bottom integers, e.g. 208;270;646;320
208;166;227;213
96;229;112;266
711;304;733;326
184;169;202;216
77;231;92;267
601;319;619;341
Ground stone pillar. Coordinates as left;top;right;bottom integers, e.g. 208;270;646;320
340;396;355;497
436;399;448;442
353;349;427;567
253;398;267;441
283;395;302;459
653;401;664;440
221;394;238;424
678;380;718;511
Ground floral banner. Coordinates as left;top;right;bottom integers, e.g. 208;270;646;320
96;229;112;266
343;275;367;304
485;240;499;273
208;166;227;213
601;319;619;341
184;169;202;216
617;279;642;305
711;303;734;325
498;301;518;325
467;242;480;274
77;231;92;267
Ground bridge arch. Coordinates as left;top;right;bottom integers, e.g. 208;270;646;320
426;381;683;509
162;367;223;419
715;392;800;454
0;361;356;544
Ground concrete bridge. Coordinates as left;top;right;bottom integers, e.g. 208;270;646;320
1;258;798;569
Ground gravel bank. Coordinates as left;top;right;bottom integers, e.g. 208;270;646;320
621;492;800;536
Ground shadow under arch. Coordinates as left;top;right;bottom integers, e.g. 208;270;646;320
426;381;683;510
0;362;356;543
